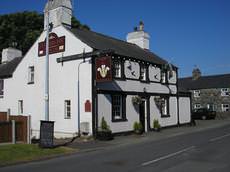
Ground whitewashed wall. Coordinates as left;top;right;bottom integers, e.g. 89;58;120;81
179;97;191;124
0;26;93;138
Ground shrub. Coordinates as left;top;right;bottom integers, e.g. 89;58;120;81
133;121;143;133
101;117;110;131
153;119;161;130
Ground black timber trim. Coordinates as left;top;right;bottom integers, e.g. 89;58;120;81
147;96;151;131
91;56;96;137
176;68;180;126
97;90;177;97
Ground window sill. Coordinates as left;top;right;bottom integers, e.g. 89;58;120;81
112;118;128;123
64;117;71;119
161;114;170;118
27;82;34;85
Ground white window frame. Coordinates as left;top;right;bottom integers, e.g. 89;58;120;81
28;66;35;84
194;103;201;109
194;90;200;98
222;104;229;112
140;65;147;81
161;71;166;83
161;97;168;116
112;95;123;120
114;61;121;78
18;100;23;115
221;88;229;97
0;79;4;98
64;100;71;119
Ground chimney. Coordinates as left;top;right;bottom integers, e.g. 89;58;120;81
126;21;150;50
1;48;22;63
44;0;73;30
192;67;201;80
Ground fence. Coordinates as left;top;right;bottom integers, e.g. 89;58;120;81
0;112;29;143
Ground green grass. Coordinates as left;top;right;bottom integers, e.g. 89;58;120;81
0;144;75;166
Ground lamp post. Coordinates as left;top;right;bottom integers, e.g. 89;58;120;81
45;1;50;121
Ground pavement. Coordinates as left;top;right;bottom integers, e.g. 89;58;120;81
57;114;230;152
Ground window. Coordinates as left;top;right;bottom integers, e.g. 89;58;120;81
64;100;71;119
221;88;229;96
161;71;166;83
112;95;126;122
161;97;169;117
194;104;201;109
140;65;147;81
28;66;34;84
193;90;200;98
113;61;121;78
0;80;3;98
222;104;229;112
18;100;23;114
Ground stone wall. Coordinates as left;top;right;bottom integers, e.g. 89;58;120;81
191;88;230;112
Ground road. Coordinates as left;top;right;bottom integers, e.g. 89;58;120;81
1;124;230;172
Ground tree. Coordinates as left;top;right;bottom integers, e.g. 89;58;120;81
0;11;90;60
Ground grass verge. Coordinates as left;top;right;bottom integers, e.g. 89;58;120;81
0;144;75;166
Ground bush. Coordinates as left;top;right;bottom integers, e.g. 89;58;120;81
133;121;143;134
97;117;113;141
101;117;110;131
153;119;161;131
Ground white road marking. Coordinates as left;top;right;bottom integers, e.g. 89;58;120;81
209;133;230;142
141;146;195;166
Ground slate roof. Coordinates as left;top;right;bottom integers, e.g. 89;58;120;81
0;57;23;79
70;28;169;66
178;74;230;91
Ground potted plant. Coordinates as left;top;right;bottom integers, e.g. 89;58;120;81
153;119;161;132
133;121;143;134
97;117;113;141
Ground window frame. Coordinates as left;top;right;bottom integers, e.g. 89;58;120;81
221;88;229;97
18;100;23;115
193;90;201;98
194;103;202;110
28;66;35;84
0;79;4;98
221;104;229;112
161;70;167;84
112;58;125;80
111;94;127;122
139;64;149;82
64;100;71;119
160;97;170;118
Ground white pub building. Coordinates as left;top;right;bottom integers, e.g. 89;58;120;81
0;0;191;138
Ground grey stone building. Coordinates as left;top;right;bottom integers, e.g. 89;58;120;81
179;68;230;114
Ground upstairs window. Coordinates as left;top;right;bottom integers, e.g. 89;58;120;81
113;61;121;78
112;95;126;122
193;90;200;98
140;65;147;81
221;88;229;96
161;71;167;83
64;100;71;119
28;66;35;84
0;80;4;98
222;104;229;112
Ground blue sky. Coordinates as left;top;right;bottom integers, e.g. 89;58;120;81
0;0;230;77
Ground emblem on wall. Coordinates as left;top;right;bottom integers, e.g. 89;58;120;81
38;33;65;56
96;56;112;82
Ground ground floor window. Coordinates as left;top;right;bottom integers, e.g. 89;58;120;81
161;97;169;117
112;94;126;122
18;100;23;114
222;104;229;112
194;103;201;110
64;100;71;119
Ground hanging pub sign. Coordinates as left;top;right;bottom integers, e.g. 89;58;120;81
38;33;65;57
96;56;112;82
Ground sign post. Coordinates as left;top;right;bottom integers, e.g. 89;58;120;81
39;120;54;148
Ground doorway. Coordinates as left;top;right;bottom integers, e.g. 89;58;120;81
139;100;147;132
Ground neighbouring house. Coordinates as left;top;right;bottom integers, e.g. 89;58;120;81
0;0;191;138
179;68;230;114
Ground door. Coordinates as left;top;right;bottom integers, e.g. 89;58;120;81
139;100;146;133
